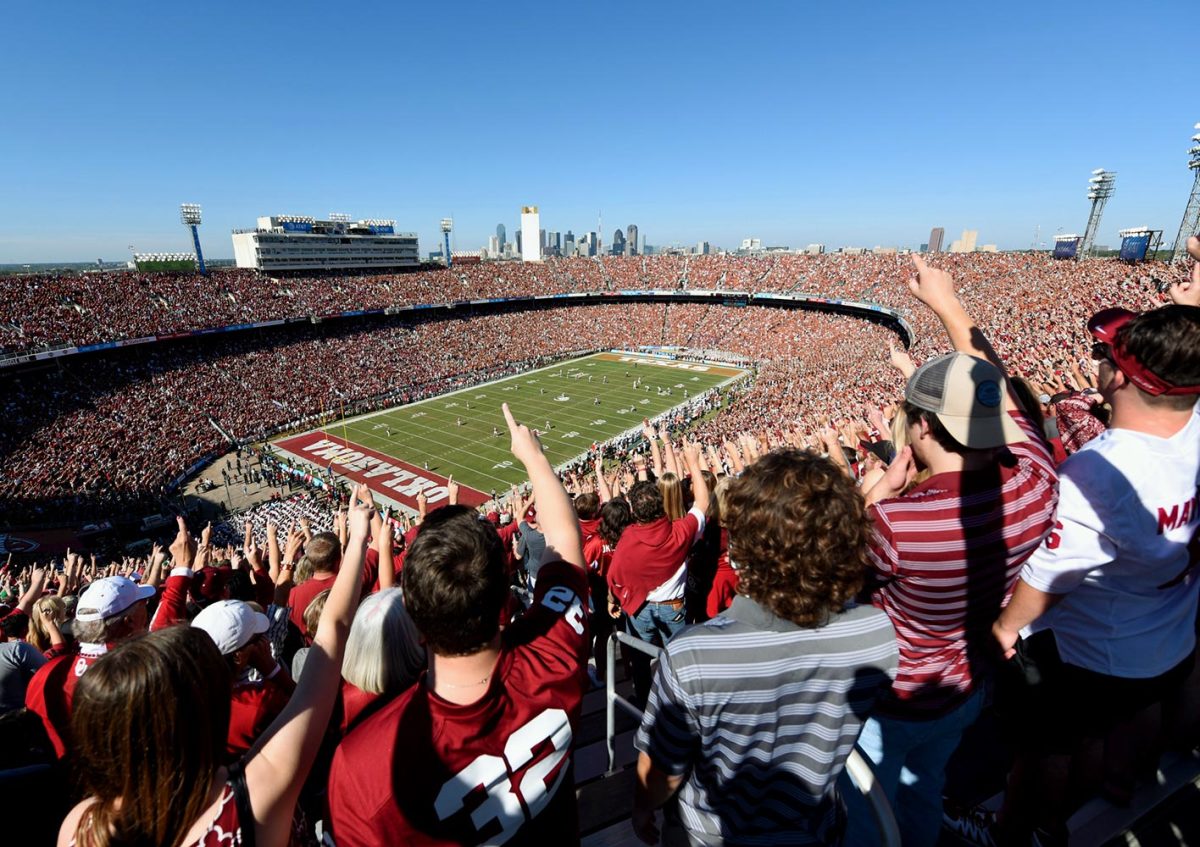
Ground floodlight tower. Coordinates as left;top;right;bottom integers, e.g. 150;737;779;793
440;218;454;267
1080;169;1116;259
1170;123;1200;263
179;203;207;275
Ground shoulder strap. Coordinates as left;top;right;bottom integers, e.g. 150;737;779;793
228;761;257;847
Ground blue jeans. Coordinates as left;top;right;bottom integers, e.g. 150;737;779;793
625;601;687;706
629;600;687;647
842;687;985;847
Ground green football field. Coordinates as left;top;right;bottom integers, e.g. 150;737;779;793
272;352;748;504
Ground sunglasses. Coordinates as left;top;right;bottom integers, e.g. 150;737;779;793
1090;341;1114;364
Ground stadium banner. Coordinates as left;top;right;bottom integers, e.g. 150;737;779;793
1119;235;1151;263
367;224;394;235
0;529;86;556
281;221;313;233
77;341;118;353
1053;238;1080;260
114;336;156;348
273;430;490;510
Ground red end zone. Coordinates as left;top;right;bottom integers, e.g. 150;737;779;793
273;431;490;511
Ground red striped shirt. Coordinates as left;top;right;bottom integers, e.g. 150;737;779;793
868;411;1058;716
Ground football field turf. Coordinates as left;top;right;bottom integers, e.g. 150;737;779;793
271;352;749;510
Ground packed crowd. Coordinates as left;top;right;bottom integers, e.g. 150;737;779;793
0;251;1178;525
2;253;1183;355
2;242;1197;847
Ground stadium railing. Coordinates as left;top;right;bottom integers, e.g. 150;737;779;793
603;630;901;847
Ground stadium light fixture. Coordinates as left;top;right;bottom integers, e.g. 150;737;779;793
180;203;203;226
1091;168;1106;175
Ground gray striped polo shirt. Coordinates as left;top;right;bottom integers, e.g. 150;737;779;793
635;597;898;846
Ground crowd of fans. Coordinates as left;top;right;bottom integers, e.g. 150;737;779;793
3;253;1182;356
0;252;1183;525
0;242;1198;847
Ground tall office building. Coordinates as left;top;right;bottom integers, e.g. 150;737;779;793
611;228;626;256
520;206;541;262
488;235;500;257
564;230;575;257
928;227;944;253
696;241;711;255
586;231;598;256
626;224;638;256
948;229;978;253
496;223;506;249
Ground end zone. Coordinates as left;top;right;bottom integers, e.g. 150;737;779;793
273;431;490;511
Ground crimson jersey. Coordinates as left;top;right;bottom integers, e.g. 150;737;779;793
327;561;590;847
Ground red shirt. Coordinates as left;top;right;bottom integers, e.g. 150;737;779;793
607;511;702;616
867;411;1058;716
705;530;738;619
326;561;590;847
226;668;295;759
289;573;335;635
25;644;104;758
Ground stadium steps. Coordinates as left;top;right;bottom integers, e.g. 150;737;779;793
574;648;643;846
940;749;1200;846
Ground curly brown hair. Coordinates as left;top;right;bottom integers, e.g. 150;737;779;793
723;449;872;627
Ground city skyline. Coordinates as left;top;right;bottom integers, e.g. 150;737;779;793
0;1;1194;263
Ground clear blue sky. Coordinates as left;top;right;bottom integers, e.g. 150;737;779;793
0;0;1194;262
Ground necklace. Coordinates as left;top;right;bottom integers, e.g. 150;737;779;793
437;673;491;689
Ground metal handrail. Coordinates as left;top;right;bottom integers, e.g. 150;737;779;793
602;630;901;847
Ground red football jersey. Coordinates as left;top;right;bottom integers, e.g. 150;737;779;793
327;561;590;846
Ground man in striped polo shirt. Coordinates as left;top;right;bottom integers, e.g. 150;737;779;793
849;256;1059;847
633;449;898;846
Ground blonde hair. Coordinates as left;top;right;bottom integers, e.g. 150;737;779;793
658;472;685;521
303;589;330;639
29;595;67;652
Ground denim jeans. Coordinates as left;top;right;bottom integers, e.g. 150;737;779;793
630;601;687;647
626;601;687;706
842;687;985;847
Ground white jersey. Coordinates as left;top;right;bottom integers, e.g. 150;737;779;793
1021;404;1200;677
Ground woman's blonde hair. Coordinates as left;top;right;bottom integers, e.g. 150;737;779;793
29;595;66;652
658;472;685;521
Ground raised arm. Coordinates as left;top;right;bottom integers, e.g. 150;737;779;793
594;457;613;503
642;420;664;478
907;255;1017;410
504;404;584;570
246;484;371;847
682;440;710;517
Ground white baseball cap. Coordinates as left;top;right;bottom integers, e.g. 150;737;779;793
191;599;269;655
75;577;157;623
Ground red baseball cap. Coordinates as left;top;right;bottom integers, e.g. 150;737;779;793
1087;308;1200;397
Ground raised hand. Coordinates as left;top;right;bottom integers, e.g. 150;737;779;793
447;474;460;506
888;342;916;379
1167;236;1200;307
907;254;960;314
503;403;545;468
169;516;197;569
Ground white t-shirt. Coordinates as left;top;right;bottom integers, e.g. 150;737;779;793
1020;404;1200;677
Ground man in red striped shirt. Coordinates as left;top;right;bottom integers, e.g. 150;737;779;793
847;256;1058;847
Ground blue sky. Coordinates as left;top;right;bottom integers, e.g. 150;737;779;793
0;1;1194;262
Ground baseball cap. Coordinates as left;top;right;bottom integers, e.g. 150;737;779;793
904;352;1027;450
191;599;269;655
190;566;232;605
1087;307;1200;397
75;576;157;623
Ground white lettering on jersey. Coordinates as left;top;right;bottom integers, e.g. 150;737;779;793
540;586;585;635
434;708;571;845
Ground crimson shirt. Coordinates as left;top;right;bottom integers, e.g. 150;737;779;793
327;561;590;847
226;668;295;759
607;511;703;616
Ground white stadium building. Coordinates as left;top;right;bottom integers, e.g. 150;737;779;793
231;215;420;272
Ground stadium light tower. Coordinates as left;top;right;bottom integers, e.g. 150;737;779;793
1079;169;1116;259
1170;123;1200;263
179;203;207;275
440;218;453;268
